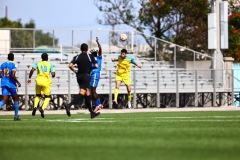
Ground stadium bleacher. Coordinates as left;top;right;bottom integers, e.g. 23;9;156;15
0;52;229;110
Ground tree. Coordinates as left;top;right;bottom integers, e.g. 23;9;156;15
228;1;240;62
0;18;58;51
95;0;209;60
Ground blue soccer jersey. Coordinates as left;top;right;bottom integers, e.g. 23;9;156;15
90;56;102;88
0;61;17;88
91;56;102;73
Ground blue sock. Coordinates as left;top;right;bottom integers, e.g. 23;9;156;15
0;100;6;110
13;101;19;118
95;98;101;106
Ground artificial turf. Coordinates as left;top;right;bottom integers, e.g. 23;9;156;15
0;111;240;160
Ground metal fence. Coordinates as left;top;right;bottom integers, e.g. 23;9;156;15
0;68;234;110
0;28;221;67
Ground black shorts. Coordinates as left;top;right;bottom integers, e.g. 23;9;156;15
77;73;91;91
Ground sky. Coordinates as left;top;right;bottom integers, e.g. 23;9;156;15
0;0;117;30
0;0;138;45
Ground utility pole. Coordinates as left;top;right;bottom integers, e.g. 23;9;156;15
5;5;7;18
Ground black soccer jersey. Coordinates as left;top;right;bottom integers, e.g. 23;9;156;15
71;53;97;74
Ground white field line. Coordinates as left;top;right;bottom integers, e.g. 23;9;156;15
46;118;115;123
154;116;240;119
156;120;240;122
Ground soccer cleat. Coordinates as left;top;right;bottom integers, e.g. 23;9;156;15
112;99;118;105
91;112;100;119
14;116;21;121
94;104;103;112
32;108;37;116
39;107;44;118
63;103;71;117
128;101;132;108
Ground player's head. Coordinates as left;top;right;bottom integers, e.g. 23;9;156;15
90;49;98;57
120;49;127;58
81;43;88;52
8;52;14;61
41;53;48;61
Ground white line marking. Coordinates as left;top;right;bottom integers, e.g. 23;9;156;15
46;118;115;123
157;120;240;122
154;116;240;119
46;120;115;123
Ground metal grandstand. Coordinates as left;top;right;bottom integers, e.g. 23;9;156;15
0;28;239;110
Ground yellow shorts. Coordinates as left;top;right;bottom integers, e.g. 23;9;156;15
116;74;131;85
35;77;52;95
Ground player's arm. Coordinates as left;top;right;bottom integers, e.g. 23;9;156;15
94;62;98;69
11;70;21;87
96;37;102;56
0;70;2;78
69;62;77;74
111;58;118;62
133;62;142;69
69;56;78;74
50;64;55;78
28;67;36;84
51;72;56;78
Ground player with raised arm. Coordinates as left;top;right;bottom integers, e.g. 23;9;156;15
64;43;100;119
90;37;103;112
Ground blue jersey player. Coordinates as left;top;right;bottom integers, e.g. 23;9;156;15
0;53;21;121
90;37;103;112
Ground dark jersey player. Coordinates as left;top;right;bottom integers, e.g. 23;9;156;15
64;43;100;119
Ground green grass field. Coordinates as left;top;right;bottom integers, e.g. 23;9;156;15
1;111;240;160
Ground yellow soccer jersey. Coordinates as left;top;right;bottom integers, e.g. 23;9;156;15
116;56;135;76
34;61;55;84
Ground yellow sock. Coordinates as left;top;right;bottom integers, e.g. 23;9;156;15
42;97;50;110
128;92;132;101
34;96;40;108
114;89;119;100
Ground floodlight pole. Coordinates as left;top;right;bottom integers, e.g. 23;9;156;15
210;0;223;70
209;0;229;107
209;0;223;107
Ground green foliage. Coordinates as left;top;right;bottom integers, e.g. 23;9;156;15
0;17;22;28
0;18;58;50
95;0;209;54
228;2;240;62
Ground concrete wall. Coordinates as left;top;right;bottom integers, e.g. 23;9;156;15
176;61;212;79
0;30;10;54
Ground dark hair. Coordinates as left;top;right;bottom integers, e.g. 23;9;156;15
41;53;48;61
90;49;98;57
8;53;14;61
121;49;127;54
81;43;88;52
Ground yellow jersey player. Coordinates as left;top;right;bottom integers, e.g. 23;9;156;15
111;49;141;108
27;53;55;118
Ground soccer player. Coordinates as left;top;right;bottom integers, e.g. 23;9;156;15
90;37;103;112
64;43;100;119
27;53;55;118
111;49;142;108
0;53;21;121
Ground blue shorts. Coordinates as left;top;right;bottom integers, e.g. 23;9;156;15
90;72;100;88
1;86;17;97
